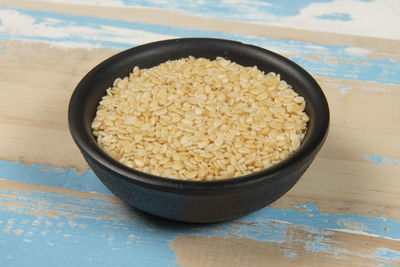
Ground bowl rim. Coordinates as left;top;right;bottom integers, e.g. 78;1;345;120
68;37;330;194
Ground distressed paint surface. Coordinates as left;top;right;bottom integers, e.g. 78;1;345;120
1;161;400;265
1;0;400;266
0;161;112;195
2;160;400;241
37;0;400;40
0;8;399;85
364;155;399;166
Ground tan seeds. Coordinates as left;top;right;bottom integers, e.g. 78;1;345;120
92;56;308;181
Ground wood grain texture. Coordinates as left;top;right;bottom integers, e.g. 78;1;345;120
0;41;114;171
1;0;400;266
171;230;400;266
2;0;400;59
1;178;399;266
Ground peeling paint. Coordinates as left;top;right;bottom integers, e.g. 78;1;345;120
1;182;400;265
38;0;400;40
283;251;298;259
337;218;369;232
344;46;371;57
12;229;24;235
338;85;352;102
316;12;352;21
0;160;112;195
1;158;400;265
376;248;400;264
364;155;398;166
0;8;399;85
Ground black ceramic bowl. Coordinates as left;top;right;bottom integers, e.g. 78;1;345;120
68;38;329;223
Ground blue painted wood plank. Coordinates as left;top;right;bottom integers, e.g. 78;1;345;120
2;159;400;243
0;7;399;85
0;200;179;266
1;160;400;266
38;0;400;40
0;161;112;195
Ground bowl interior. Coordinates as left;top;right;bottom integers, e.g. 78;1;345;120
69;38;329;189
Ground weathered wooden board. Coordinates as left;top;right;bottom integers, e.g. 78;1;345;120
1;0;399;266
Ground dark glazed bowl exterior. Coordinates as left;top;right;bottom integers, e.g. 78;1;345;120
68;38;329;223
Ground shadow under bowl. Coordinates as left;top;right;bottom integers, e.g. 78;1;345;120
68;38;329;223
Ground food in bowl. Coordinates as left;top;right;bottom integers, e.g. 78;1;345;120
91;56;308;181
69;38;330;222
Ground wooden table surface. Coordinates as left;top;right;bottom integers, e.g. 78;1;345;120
1;0;399;266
